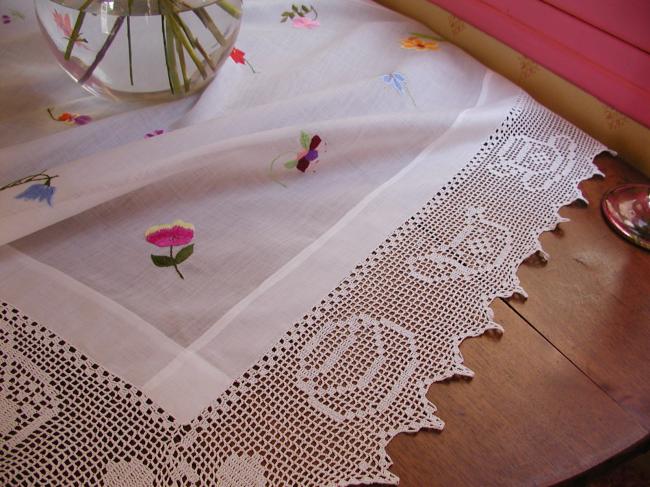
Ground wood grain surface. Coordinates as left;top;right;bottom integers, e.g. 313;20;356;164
364;154;650;486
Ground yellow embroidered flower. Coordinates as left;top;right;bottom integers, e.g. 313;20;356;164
401;36;439;51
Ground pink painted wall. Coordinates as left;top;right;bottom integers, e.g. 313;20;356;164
429;0;650;129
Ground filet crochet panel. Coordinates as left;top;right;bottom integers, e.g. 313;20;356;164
0;95;607;486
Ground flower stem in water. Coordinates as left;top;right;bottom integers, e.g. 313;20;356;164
216;0;241;19
78;16;125;85
164;15;182;93
127;0;134;85
64;0;94;60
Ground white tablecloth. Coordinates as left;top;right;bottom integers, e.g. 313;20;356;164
0;1;608;485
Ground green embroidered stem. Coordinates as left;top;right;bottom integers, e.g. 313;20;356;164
46;108;57;121
269;151;294;188
0;173;58;191
410;31;445;42
64;0;94;60
245;60;257;74
405;85;417;108
311;6;318;20
127;0;134;85
170;246;184;279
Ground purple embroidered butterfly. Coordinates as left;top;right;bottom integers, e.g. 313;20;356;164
285;131;322;172
269;131;325;187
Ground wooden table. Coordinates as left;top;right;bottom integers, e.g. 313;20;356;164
369;154;650;486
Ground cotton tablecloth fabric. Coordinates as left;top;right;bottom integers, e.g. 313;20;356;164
0;0;609;485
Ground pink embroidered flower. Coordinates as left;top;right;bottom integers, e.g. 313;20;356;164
292;17;320;29
145;220;194;247
145;220;195;280
53;10;73;37
53;10;87;46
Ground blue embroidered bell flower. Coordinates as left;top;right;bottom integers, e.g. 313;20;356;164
15;182;56;206
382;72;417;106
383;72;407;94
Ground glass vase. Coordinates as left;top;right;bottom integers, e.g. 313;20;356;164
34;0;242;101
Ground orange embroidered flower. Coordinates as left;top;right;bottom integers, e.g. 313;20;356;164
401;36;439;51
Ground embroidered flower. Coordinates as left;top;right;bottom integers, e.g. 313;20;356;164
230;47;257;73
281;4;318;26
2;10;23;24
382;72;416;106
1;172;59;207
292;16;320;29
47;108;92;126
270;131;323;186
401;34;439;51
383;72;406;94
16;184;56;206
145;220;195;280
145;129;165;138
53;10;87;45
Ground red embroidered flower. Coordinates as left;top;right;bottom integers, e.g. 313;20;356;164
230;47;246;65
230;47;257;73
47;108;92;126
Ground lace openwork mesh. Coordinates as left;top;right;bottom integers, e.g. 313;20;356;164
1;95;607;486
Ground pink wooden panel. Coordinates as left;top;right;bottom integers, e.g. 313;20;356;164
428;0;650;129
543;0;650;53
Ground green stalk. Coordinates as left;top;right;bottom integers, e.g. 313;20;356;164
168;6;216;70
175;34;190;92
160;9;176;94
165;16;182;93
64;0;94;60
216;0;241;19
194;41;216;71
191;6;227;45
164;8;207;79
78;16;125;84
127;0;134;85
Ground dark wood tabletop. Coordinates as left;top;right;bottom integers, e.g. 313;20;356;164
370;154;650;486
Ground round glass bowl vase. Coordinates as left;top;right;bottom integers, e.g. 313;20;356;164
34;0;242;101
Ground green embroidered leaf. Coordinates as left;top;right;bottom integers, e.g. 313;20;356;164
302;5;310;13
292;4;300;13
299;131;310;149
174;244;194;264
284;159;298;169
151;254;175;267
